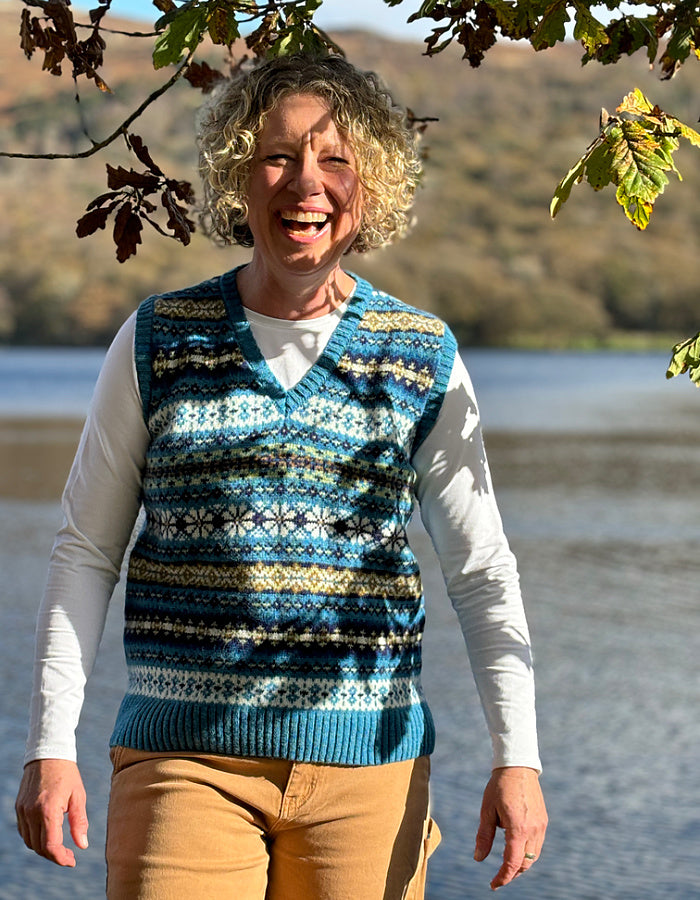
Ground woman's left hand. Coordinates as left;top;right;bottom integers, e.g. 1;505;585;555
473;765;548;890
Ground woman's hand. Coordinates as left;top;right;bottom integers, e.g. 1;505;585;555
15;758;89;867
474;765;547;890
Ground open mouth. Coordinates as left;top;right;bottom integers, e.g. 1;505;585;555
279;209;331;238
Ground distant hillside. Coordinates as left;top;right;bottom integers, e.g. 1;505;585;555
2;5;700;347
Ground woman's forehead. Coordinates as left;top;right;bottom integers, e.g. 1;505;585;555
259;93;352;145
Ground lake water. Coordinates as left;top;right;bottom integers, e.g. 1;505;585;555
1;346;699;899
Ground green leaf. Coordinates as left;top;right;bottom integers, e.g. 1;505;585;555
664;23;693;66
666;332;700;382
406;0;440;19
614;184;652;229
272;29;297;56
550;155;586;217
607;119;673;227
207;6;239;45
668;116;700;149
571;2;608;54
584;137;614;191
153;5;207;69
531;1;569;50
552;88;700;229
489;0;535;39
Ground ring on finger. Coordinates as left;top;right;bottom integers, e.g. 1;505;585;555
524;852;537;861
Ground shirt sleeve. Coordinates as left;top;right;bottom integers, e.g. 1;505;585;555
24;313;148;764
413;350;542;772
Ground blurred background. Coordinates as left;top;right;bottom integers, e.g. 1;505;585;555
1;3;700;897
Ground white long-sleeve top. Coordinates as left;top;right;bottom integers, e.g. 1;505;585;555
25;299;541;772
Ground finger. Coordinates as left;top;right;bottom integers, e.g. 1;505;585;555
519;849;538;871
473;807;497;863
42;808;76;867
17;803;44;857
68;789;89;851
16;809;31;850
490;833;527;890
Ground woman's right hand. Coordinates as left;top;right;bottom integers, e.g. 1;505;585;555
15;758;89;867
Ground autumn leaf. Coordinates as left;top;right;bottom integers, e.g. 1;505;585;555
184;60;226;93
113;203;143;263
207;5;240;45
106;165;161;193
666;332;700;384
75;205;111;238
127;134;164;176
551;88;700;229
162;190;195;244
19;8;34;58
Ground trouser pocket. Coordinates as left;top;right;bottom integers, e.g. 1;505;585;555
403;815;441;900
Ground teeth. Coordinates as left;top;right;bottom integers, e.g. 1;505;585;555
281;210;329;223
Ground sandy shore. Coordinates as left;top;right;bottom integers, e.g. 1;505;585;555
0;417;83;501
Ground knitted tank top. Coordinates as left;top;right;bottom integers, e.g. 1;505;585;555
110;267;457;765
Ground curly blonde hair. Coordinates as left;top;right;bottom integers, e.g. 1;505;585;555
196;54;422;253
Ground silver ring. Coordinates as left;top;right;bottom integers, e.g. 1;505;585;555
524;852;537;861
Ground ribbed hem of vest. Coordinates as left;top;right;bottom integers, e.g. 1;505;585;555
110;695;435;766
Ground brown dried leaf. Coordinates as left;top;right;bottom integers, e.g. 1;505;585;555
167;178;195;204
246;12;279;57
184;60;226;94
20;9;36;58
113;202;143;262
39;29;66;75
76;206;110;237
106;164;160;193
45;0;77;48
162;190;195;244
127;135;163;176
85;190;120;211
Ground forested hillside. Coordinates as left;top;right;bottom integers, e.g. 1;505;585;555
2;5;700;347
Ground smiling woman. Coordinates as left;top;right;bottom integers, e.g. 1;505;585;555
16;52;546;900
197;55;422;318
239;93;363;308
197;55;420;256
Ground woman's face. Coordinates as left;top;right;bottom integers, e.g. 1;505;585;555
245;93;363;281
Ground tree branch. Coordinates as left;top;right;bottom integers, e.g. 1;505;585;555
0;53;193;161
75;24;161;38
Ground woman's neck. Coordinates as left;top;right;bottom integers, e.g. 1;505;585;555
236;260;355;320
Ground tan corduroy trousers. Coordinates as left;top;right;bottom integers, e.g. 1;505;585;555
106;747;441;900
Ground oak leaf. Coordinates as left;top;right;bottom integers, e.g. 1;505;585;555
113;203;143;263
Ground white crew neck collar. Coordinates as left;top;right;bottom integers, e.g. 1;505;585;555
242;299;350;329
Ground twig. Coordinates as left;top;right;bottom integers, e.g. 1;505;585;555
0;53;194;161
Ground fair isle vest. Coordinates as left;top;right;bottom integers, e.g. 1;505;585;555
110;267;457;765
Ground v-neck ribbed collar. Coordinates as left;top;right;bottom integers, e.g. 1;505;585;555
219;266;371;413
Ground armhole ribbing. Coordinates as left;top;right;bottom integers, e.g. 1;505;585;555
411;325;458;456
134;297;155;423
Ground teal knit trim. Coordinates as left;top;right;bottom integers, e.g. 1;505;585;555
111;694;435;765
134;296;155;421
219;267;370;415
412;324;458;455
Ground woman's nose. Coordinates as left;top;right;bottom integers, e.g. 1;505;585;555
290;154;323;197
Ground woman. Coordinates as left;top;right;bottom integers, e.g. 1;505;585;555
16;54;547;898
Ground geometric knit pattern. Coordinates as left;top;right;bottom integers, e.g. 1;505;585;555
111;267;457;765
